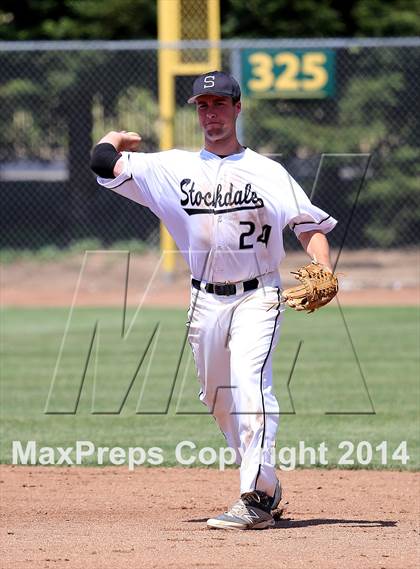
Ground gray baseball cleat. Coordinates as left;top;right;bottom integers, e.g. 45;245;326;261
271;479;282;511
207;491;275;530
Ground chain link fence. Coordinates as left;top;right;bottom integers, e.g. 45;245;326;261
0;39;419;256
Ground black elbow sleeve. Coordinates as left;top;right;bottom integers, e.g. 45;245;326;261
90;143;122;178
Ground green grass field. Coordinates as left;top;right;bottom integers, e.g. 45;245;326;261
1;306;418;469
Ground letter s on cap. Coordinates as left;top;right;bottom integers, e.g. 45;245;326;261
204;75;215;88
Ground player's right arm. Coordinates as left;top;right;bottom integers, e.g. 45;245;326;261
90;130;168;213
91;131;141;178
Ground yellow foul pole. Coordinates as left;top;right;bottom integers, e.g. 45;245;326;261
158;0;178;276
158;0;221;277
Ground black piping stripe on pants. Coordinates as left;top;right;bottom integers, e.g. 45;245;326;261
254;287;281;493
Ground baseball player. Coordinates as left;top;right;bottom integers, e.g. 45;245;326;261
90;71;337;530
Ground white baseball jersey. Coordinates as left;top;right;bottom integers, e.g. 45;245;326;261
98;147;337;282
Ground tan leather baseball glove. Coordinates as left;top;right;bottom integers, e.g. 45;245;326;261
282;261;339;313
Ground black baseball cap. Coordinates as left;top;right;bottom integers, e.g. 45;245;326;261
187;71;241;104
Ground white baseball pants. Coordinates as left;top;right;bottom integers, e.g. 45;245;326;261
187;271;284;497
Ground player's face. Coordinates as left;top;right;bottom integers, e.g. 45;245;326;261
195;95;241;144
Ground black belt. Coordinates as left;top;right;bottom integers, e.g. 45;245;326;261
191;277;259;296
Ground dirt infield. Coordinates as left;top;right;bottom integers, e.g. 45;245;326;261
1;249;419;307
1;466;418;569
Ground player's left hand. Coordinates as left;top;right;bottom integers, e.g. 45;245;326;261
281;260;339;313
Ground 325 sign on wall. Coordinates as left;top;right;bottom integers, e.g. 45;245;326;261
242;49;335;98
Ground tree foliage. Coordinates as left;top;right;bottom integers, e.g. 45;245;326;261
0;0;419;40
0;0;156;40
222;0;420;38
